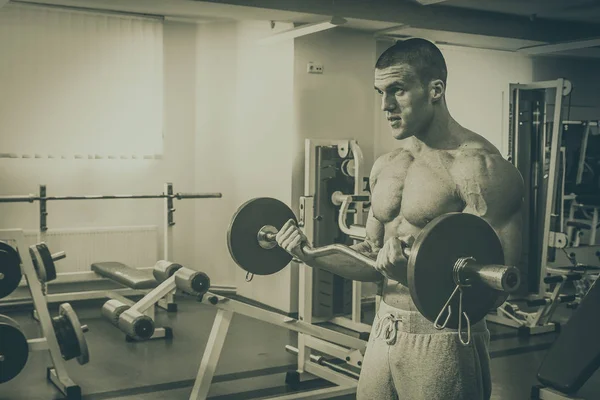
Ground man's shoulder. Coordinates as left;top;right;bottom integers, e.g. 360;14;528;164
450;141;524;212
451;145;521;184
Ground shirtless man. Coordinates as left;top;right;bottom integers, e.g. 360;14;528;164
276;38;524;400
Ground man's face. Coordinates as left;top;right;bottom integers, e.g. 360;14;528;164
374;64;432;140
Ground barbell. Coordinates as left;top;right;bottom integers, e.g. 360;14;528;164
0;192;223;203
227;197;521;343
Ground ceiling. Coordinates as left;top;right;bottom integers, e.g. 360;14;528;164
442;0;600;24
8;0;600;57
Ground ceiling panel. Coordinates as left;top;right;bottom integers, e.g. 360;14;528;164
443;0;600;23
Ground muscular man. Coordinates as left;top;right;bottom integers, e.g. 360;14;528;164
276;38;524;400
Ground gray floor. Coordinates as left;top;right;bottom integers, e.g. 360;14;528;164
0;294;599;400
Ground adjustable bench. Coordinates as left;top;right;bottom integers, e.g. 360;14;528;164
531;277;600;399
92;261;178;341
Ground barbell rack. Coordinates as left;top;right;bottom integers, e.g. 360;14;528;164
0;183;222;231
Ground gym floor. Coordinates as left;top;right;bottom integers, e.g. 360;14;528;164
1;294;598;400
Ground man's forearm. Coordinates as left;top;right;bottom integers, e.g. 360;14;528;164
298;241;383;282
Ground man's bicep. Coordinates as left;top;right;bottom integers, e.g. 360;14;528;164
459;153;525;266
351;208;384;257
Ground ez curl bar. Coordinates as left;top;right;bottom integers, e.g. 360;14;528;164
227;197;522;345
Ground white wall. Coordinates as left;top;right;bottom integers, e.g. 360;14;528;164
195;20;296;310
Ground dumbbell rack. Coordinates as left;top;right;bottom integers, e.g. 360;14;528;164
0;228;87;399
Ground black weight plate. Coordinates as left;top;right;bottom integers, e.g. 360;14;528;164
29;246;44;282
54;303;89;365
408;213;505;329
0;314;29;383
227;198;297;275
37;243;57;282
0;241;22;299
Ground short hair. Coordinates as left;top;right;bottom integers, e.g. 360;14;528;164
375;38;447;87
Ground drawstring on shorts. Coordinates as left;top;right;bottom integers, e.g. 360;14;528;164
374;314;403;345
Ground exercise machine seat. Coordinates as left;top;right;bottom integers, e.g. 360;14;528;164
92;262;157;290
537;277;600;394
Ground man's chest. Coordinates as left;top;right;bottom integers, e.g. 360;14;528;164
371;152;464;227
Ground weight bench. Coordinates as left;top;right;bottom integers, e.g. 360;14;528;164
92;261;178;341
531;277;600;399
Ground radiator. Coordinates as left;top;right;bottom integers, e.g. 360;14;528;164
22;225;159;279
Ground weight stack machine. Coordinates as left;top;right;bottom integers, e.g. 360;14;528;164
486;78;573;335
286;139;371;391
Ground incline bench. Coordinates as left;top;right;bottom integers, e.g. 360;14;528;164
92;261;180;341
531;277;600;399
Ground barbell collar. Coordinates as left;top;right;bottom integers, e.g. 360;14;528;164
457;261;521;293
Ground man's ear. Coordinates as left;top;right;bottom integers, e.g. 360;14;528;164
429;79;445;102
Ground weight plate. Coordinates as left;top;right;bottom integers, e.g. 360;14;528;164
0;314;29;383
37;243;57;282
29;245;46;282
227;198;297;276
408;213;505;330
55;303;89;365
0;241;22;299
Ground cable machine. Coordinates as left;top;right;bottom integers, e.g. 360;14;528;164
487;78;574;335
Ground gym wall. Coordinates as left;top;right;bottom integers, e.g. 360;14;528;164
194;20;296;309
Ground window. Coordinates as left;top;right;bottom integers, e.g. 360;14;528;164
0;3;164;159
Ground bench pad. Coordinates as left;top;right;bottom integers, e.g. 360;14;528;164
91;262;157;290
